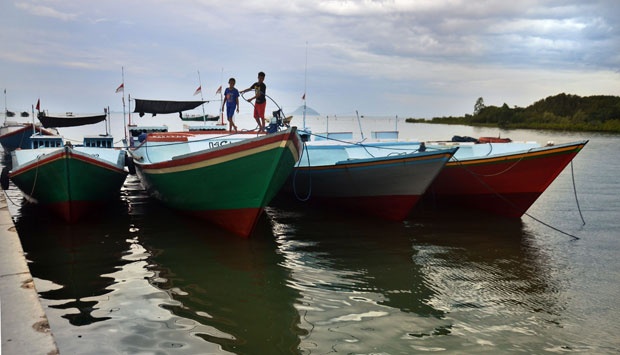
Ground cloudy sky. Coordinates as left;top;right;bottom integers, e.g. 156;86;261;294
1;0;618;119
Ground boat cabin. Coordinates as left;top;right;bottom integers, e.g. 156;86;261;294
83;135;114;148
128;126;168;147
30;135;63;149
371;131;399;141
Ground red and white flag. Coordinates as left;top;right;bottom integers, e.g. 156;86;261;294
35;99;40;111
215;85;222;94
193;86;201;96
115;83;124;93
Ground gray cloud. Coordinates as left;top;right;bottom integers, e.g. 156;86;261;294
1;0;618;116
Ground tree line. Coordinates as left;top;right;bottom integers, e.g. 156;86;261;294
406;93;620;133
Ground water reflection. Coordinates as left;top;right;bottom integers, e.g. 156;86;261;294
12;173;567;354
136;210;306;353
15;199;132;326
266;201;564;353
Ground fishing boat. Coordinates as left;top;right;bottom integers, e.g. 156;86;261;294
353;135;588;218
420;139;589;218
7;110;128;222
37;110;107;128
128;99;302;237
0;121;57;153
282;139;458;221
293;117;587;218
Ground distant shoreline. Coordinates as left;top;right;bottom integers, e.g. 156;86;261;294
406;93;620;134
404;118;620;134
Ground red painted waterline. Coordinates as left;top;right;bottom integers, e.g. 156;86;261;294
186;207;264;238
426;143;585;217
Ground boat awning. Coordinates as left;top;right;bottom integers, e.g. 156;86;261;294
133;99;206;117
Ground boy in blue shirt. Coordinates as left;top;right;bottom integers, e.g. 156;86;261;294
222;78;239;132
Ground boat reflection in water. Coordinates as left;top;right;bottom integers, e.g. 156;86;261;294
13;174;564;353
266;198;563;353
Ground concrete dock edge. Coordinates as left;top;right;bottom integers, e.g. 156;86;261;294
0;191;58;355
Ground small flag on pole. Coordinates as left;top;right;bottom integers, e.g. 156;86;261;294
193;86;202;96
302;93;306;100
215;85;222;94
35;99;40;111
115;83;124;93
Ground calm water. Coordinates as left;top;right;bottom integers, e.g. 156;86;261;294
3;119;620;354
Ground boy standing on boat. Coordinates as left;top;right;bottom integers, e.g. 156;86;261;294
241;71;267;132
222;78;239;132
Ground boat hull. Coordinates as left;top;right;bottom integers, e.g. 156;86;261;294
285;147;457;221
424;140;588;217
9;146;128;222
131;128;302;237
0;123;54;152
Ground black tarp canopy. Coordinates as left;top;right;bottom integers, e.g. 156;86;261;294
133;99;206;117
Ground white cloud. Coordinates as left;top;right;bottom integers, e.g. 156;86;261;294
1;0;618;116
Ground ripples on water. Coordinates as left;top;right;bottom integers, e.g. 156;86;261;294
6;131;620;354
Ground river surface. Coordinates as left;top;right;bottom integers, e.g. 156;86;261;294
2;116;619;354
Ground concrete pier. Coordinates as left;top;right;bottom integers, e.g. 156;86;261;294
0;191;58;355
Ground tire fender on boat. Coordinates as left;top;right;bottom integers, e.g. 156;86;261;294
125;152;136;175
1;167;10;190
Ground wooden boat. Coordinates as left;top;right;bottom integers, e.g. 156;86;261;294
37;111;107;128
281;136;458;221
0;121;57;152
129;128;302;237
128;99;302;237
8;135;128;222
352;137;588;218
422;139;588;217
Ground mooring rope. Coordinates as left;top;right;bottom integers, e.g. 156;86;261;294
292;141;312;202
449;153;583;240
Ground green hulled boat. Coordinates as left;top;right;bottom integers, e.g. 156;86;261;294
8;136;128;222
129;127;302;237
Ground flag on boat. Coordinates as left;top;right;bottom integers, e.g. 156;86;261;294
35;99;40;111
302;93;305;100
215;85;222;94
193;86;201;96
115;83;124;93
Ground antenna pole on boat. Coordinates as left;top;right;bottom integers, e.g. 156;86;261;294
327;115;330;133
3;88;6;124
128;94;132;126
303;41;308;130
105;106;110;136
219;67;224;126
120;67;128;145
356;110;365;141
197;70;207;125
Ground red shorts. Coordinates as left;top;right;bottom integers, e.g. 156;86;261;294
254;101;266;119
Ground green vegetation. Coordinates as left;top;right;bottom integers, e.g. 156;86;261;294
407;93;620;133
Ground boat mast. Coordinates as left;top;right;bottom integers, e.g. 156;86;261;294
3;88;7;124
219;67;224;125
356;110;365;141
303;42;308;130
30;104;35;148
105;106;110;136
197;70;206;124
120;67;128;145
